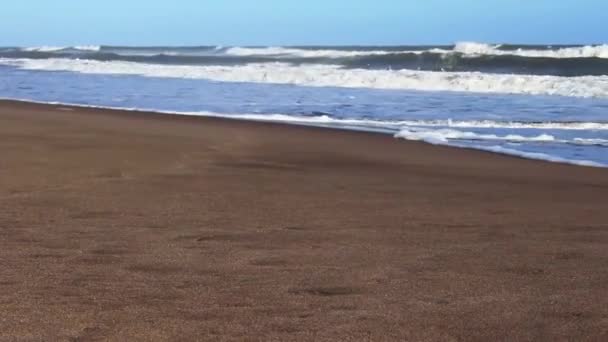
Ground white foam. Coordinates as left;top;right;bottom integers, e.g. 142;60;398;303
572;138;608;146
471;145;606;167
3;58;608;98
21;45;101;52
4;95;605;132
395;126;608;147
16;43;608;59
451;42;608;59
169;114;608;135
418;119;608;130
225;46;408;58
215;43;608;59
395;128;556;144
452;42;504;55
22;46;65;52
394;128;605;167
72;45;101;52
296;116;608;131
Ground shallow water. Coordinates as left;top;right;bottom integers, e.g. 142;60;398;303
1;64;608;166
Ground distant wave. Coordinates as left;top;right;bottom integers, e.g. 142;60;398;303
227;43;608;59
450;42;608;59
224;46;410;58
2;58;607;98
22;45;101;52
223;43;608;59
4;51;607;77
13;43;608;59
21;46;66;52
2;43;607;77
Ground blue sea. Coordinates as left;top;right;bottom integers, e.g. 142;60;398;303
1;43;608;166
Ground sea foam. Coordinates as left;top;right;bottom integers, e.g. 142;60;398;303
394;128;556;144
224;47;403;58
450;42;608;59
394;128;606;167
22;45;101;52
226;42;608;59
13;43;608;59
3;58;608;98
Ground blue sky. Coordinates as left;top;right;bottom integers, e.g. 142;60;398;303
1;0;606;46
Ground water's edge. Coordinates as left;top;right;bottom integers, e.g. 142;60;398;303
2;97;604;169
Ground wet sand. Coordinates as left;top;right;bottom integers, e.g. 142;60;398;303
1;100;607;341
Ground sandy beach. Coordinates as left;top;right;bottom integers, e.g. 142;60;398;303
1;99;607;341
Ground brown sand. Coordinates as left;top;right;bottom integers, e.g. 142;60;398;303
1;100;607;341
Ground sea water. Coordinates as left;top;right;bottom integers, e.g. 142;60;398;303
1;43;607;166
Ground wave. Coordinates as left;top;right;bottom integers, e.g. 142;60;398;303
2;58;607;98
394;127;606;167
6;51;607;77
3;43;608;77
13;43;608;60
451;42;608;59
572;138;608;146
72;45;101;52
152;43;608;59
345;53;608;77
395;128;555;144
224;111;608;152
400;119;608;130
22;46;65;52
224;46;414;58
240;43;608;59
22;45;101;52
178;112;608;148
183;113;608;131
225;43;608;60
395;127;608;146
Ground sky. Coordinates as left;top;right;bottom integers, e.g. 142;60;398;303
0;0;606;46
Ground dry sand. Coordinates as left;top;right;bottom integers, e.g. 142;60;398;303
1;100;608;341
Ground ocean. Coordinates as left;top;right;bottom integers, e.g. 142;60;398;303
1;42;608;166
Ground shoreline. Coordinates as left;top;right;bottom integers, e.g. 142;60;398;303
1;99;608;340
1;98;605;169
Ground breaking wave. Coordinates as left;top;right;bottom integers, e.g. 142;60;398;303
22;45;101;52
12;43;608;59
1;42;607;77
2;58;607;98
451;42;608;59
